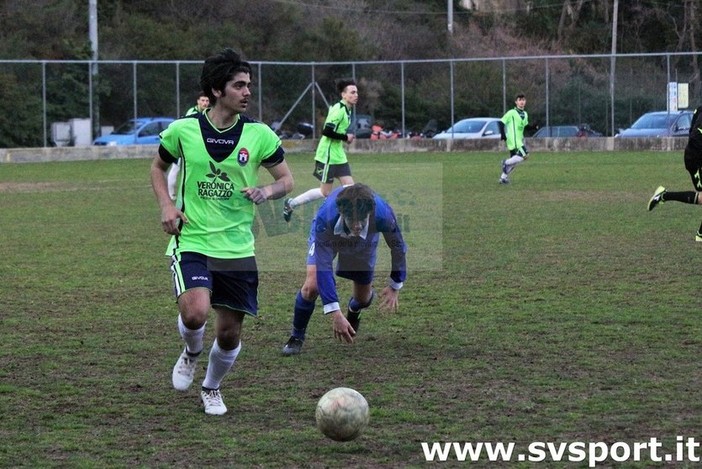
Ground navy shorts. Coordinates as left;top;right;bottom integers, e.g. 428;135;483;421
313;161;352;184
306;227;375;286
170;252;259;316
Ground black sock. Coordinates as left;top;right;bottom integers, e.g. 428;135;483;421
663;191;697;204
347;311;361;321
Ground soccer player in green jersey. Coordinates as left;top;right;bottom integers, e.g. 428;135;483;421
150;48;294;416
282;78;359;222
167;92;211;199
185;91;210;116
498;94;529;184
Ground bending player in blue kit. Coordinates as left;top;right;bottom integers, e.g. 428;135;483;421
281;183;408;355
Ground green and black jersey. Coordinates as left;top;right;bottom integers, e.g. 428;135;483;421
184;106;200;116
314;100;352;165
159;111;284;259
501;107;528;150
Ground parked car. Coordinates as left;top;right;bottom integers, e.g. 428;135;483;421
615;110;693;138
532;125;602;138
93;117;175;145
433;117;502;139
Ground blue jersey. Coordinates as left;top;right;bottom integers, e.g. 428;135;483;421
309;187;407;311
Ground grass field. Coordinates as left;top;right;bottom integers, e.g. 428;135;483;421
2;150;702;468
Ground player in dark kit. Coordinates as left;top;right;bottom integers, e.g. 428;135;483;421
648;105;702;241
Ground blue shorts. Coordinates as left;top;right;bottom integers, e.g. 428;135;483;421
306;227;375;286
170;252;259;316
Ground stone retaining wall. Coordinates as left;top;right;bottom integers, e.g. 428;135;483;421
0;137;687;164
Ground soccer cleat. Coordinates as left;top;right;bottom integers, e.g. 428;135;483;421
499;177;510;185
283;198;294;222
696;232;702;242
201;388;227;415
282;336;304;356
647;186;666;211
346;310;361;334
172;348;199;391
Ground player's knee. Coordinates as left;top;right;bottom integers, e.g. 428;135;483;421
300;283;319;301
216;318;243;349
216;332;240;350
178;293;210;327
350;290;374;311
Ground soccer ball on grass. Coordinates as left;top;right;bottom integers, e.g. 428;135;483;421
315;387;369;441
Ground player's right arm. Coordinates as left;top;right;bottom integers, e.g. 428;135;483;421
314;227;356;343
330;310;355;343
150;152;187;235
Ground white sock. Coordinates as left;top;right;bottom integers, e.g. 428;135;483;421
505;155;524;167
178;314;205;356
290;188;324;209
202;339;241;390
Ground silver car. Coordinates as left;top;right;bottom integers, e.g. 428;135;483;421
616;111;693;138
433;117;502;139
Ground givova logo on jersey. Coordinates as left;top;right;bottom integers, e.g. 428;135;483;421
197;161;235;200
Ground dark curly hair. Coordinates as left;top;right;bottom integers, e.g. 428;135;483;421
336;183;375;221
336;78;356;94
200;48;252;105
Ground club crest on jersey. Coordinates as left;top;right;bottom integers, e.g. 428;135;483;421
237;148;250;166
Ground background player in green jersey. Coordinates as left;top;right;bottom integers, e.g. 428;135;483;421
150;48;294;416
185;91;210;117
167;91;210;199
498;93;529;184
282;78;359;222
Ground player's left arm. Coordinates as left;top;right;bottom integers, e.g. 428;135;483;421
322;105;351;141
377;201;407;312
241;150;294;204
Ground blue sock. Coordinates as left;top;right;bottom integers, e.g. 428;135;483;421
291;291;316;340
348;297;363;313
348;291;374;312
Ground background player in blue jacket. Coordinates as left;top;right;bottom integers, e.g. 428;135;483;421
281;183;407;355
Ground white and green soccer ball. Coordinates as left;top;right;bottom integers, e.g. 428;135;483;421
315;387;370;441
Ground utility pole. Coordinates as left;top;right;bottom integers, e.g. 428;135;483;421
610;0;618;136
89;0;99;140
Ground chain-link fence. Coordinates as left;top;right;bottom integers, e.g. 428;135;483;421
1;51;699;148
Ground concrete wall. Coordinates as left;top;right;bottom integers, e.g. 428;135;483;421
0;137;688;164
